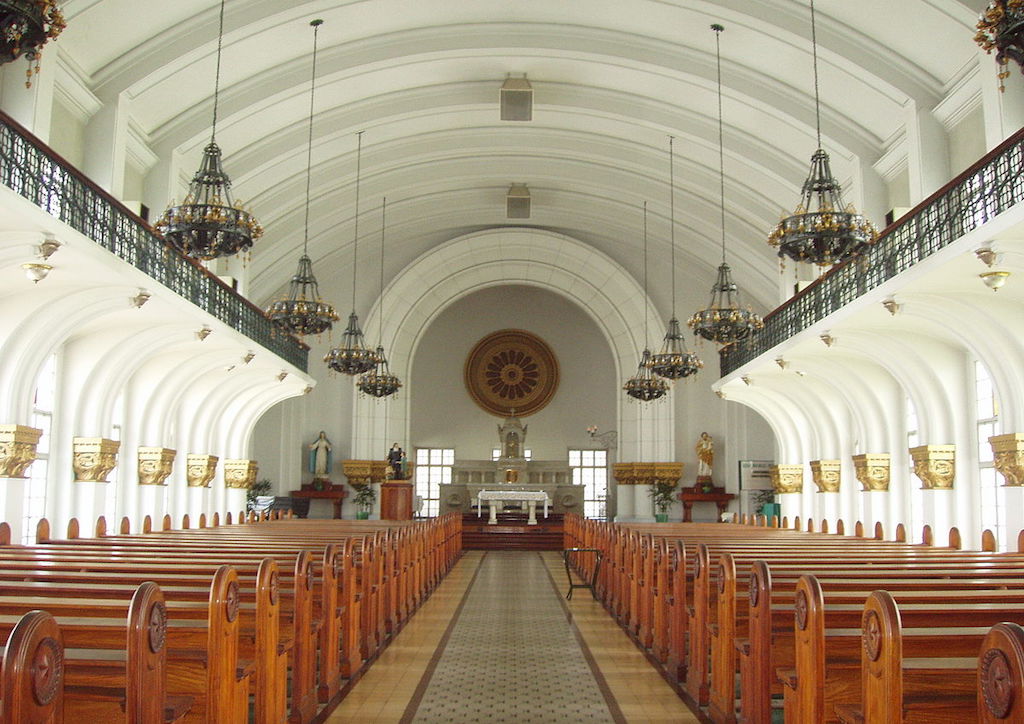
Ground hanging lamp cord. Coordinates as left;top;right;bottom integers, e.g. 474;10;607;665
351;130;364;312
210;0;226;144
668;135;677;315
713;23;727;265
810;0;823;150
378;197;387;343
642;200;649;347
302;19;323;258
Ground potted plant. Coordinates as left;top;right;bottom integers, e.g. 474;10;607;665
750;489;778;520
353;484;376;520
649;479;678;523
246;478;273;512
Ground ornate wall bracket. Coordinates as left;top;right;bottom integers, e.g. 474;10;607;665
186;454;219;488
342;459;389;488
810;459;841;493
138;447;176;486
910;445;956;490
852;453;891;491
224;459;258;490
990;433;1024;486
770;464;804;494
0;425;42;478
611;462;683;486
73;437;120;482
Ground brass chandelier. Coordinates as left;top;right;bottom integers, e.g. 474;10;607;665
976;0;1024;91
357;197;403;398
767;1;876;267
0;0;65;87
266;19;338;337
650;136;702;380
689;24;763;346
324;132;378;375
156;0;263;261
624;202;669;402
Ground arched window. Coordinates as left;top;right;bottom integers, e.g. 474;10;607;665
975;360;1002;548
26;354;57;543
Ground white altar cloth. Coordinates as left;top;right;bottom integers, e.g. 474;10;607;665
477;489;550;525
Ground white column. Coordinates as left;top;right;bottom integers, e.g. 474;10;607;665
979;49;1024;148
1002;488;1024;552
921;490;956;545
814;492;840;530
0;58;56;141
0;479;29;544
83;92;131;197
903;101;950;204
861;491;892;540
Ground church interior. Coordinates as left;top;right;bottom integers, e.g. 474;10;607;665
1;0;1024;721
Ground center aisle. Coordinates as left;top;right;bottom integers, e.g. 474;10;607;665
327;551;699;723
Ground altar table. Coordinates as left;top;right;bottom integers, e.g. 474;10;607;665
477;489;550;525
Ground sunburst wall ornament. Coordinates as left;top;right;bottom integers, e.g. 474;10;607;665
464;329;559;417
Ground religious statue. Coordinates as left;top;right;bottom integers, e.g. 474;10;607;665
696;432;714;480
308;431;332;478
387;443;405;479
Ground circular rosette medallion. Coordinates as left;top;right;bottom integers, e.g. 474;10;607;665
464;329;559;416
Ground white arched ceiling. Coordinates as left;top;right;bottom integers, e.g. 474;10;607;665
47;0;988;331
350;227;674;460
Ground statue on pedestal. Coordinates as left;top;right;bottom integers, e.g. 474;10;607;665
497;410;528;460
308;431;332;481
387;443;406;480
696;432;714;482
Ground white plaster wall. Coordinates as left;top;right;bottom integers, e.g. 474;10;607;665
409;285;616;460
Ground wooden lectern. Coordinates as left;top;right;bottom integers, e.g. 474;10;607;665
380;481;413;520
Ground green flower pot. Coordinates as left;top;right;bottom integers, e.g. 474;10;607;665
655;513;669;523
356;511;370;520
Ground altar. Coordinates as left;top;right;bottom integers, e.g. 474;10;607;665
478;489;550;525
439;412;584;515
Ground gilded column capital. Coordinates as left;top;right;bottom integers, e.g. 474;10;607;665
909;445;956;490
73;438;120;483
990;433;1024;486
612;462;641;485
652;463;683;487
224;459;258;490
186;454;219;488
342;459;389;487
810;459;841;493
770;464;804;494
138;447;176;486
852;453;891;491
0;425;42;479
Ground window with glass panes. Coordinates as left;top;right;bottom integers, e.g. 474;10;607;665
569;449;608;520
491;449;532;461
906;397;923;540
414;448;454;518
976;360;1003;547
25;355;56;543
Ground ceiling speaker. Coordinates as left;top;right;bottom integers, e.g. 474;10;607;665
500;75;533;121
506;184;530;219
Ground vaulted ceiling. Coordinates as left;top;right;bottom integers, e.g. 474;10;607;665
56;0;989;319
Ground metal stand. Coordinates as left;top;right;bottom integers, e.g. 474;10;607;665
562;547;602;600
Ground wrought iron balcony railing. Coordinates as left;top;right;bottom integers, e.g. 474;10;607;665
721;124;1024;376
0;110;308;372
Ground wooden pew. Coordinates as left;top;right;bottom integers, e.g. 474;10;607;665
1;610;64;723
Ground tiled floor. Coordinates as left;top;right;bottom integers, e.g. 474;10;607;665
326;550;699;723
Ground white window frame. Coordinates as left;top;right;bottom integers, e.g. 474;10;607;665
569;448;608;520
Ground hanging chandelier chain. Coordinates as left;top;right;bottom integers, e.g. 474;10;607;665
668;135;677;314
210;0;227;143
810;0;823;150
378;196;386;343
642;200;649;346
301;19;323;258
351;130;364;311
713;23;727;264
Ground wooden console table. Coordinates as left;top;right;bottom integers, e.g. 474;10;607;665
678;486;735;522
290;485;347;519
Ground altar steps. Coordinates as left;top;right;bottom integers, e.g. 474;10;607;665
461;512;565;551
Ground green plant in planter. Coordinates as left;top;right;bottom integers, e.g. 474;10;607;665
648;479;678;521
353;484;376;519
750;489;777;516
246;478;273;512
